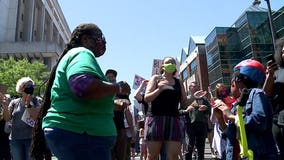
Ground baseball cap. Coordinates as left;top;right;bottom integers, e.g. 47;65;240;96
233;59;266;85
105;69;117;77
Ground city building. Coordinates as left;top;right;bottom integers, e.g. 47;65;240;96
179;36;209;94
206;4;276;89
0;0;71;69
273;6;284;51
205;27;241;89
179;3;284;93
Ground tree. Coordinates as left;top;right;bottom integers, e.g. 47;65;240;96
0;57;49;97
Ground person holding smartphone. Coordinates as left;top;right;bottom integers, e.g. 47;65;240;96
214;59;278;160
263;45;284;160
2;77;41;160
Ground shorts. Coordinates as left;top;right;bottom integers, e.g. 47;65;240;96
145;116;181;142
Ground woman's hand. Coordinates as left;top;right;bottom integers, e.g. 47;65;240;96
266;60;278;77
214;99;235;121
184;105;194;113
141;80;149;87
114;99;130;110
25;94;32;108
198;104;208;111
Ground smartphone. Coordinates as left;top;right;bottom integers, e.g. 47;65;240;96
265;54;275;63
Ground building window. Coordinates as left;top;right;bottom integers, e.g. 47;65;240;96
19;32;23;39
190;59;197;76
182;69;188;81
21;14;24;21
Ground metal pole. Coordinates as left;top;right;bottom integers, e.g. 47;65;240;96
264;0;277;52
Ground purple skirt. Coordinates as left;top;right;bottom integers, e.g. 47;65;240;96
145;116;181;142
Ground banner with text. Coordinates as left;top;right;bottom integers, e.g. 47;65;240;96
152;59;163;76
132;74;146;90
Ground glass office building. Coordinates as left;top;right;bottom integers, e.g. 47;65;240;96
205;27;241;88
180;4;284;93
274;6;284;39
205;5;278;89
273;6;284;50
235;7;274;62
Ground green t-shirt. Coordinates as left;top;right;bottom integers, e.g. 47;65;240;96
42;47;116;136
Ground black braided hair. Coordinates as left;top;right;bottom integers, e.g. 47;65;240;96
30;23;103;160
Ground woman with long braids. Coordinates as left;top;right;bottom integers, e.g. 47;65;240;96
31;23;130;160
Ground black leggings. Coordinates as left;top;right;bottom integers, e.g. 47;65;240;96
185;122;207;160
272;122;284;160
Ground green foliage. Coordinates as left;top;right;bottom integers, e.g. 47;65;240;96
0;57;49;97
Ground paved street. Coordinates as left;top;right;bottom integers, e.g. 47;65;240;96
52;139;214;160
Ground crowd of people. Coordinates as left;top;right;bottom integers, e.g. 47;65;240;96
0;22;283;160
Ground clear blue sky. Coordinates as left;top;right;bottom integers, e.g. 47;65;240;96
57;0;283;100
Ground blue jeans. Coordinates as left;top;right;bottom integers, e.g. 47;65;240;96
44;127;116;160
10;139;31;160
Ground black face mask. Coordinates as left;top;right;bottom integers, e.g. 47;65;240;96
24;85;34;95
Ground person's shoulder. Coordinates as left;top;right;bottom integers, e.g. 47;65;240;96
250;88;264;93
173;76;181;80
8;98;20;108
69;47;89;52
275;68;284;83
249;88;267;99
68;47;94;57
173;77;181;83
11;98;20;103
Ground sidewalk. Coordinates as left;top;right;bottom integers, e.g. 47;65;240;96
52;139;214;160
